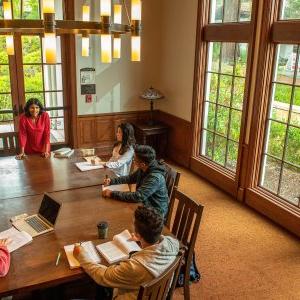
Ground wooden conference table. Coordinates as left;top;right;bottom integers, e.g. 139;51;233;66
0;151;115;200
0;186;138;297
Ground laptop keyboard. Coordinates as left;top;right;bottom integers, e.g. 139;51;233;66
25;216;49;233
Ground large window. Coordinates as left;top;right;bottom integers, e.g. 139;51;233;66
201;42;248;171
260;46;300;206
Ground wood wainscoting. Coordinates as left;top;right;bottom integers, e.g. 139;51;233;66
154;111;192;168
77;111;150;155
76;110;192;167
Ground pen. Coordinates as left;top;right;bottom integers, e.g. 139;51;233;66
55;251;61;266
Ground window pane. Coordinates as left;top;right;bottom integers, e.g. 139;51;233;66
206;73;218;102
45;91;64;108
214;135;226;165
280;0;300;20
0;65;11;93
235;43;248;76
221;43;235;75
43;65;63;91
0;36;8;64
22;0;40;19
266;120;287;159
50;117;65;143
208;42;221;73
22;36;42;63
0;120;14;133
25;92;45;104
229;109;242;141
24;65;43;92
218;75;232;106
216;106;229;136
203;102;216;131
0;94;12;111
226;141;238;171
285;126;300;167
239;0;252;22
273;83;292;104
260;155;281;194
12;0;21;19
48;109;64;118
279;164;300;205
210;0;224;23
232;77;245;110
202;130;214;159
291;97;300;126
274;44;296;85
210;0;252;23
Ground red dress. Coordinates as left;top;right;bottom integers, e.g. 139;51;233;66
0;245;10;277
19;112;51;155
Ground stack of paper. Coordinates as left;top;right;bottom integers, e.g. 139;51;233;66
53;148;74;158
0;227;32;253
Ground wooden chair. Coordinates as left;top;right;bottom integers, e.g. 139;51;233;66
167;189;204;300
162;161;181;227
0;132;19;156
137;249;185;300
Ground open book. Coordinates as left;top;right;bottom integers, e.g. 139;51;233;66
96;229;141;264
64;241;101;269
0;227;32;253
75;162;104;171
53;148;74;158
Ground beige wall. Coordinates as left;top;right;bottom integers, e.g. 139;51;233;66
75;0;198;121
157;0;198;122
75;0;162;115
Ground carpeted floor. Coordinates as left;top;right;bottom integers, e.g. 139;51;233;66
171;163;300;300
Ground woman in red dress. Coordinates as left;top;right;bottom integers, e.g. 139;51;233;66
16;98;51;159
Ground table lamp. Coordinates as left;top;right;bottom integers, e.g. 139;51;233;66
140;87;164;125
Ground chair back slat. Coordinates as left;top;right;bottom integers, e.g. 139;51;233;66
137;250;184;300
167;189;204;300
0;132;19;156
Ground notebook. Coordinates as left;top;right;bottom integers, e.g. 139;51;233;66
75;162;104;172
102;184;130;192
96;229;141;264
0;227;32;253
64;241;101;269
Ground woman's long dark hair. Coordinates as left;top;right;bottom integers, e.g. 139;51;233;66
115;123;136;155
24;98;45;117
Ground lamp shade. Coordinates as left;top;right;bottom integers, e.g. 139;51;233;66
140;87;164;100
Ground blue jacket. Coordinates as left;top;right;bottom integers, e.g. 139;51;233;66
110;160;169;217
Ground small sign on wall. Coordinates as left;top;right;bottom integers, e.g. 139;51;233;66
80;68;96;95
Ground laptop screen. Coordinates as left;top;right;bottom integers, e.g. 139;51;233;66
38;194;61;226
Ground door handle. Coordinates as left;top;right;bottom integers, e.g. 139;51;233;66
13;104;18;116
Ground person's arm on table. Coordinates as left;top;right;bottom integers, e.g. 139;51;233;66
42;113;51;158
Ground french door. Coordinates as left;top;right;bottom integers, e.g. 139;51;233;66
0;33;69;146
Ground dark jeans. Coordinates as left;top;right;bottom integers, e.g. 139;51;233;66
96;285;113;300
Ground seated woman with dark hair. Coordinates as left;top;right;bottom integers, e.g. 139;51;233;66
102;123;136;177
16;98;51;159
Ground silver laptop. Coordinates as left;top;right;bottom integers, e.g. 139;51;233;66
13;193;62;237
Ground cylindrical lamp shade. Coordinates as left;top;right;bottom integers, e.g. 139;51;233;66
131;36;141;61
114;4;122;24
43;0;55;13
82;5;90;21
101;34;112;63
44;33;56;64
6;35;14;55
131;0;142;20
101;0;111;16
3;1;12;19
113;36;121;59
82;36;89;57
